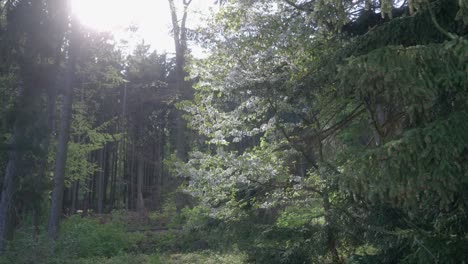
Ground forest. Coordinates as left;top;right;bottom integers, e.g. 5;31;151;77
0;0;467;263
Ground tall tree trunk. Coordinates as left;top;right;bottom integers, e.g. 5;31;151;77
70;180;79;215
110;149;117;209
159;124;166;209
47;23;79;240
150;143;158;209
137;160;145;213
63;188;70;215
128;144;135;210
118;83;127;209
317;141;342;263
103;146;110;211
322;190;341;263
97;148;104;214
0;0;51;247
168;0;192;161
82;154;93;217
0;127;21;252
91;166;97;211
33;46;62;240
0;60;40;252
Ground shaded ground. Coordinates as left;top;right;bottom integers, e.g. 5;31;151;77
0;211;247;264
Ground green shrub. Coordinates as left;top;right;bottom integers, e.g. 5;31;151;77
0;215;141;264
66;254;161;264
153;230;178;251
180;205;211;231
55;215;134;258
0;228;53;264
148;196;179;228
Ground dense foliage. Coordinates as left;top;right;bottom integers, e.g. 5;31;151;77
177;0;468;263
0;0;466;263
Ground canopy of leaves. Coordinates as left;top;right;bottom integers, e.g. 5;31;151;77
180;0;468;262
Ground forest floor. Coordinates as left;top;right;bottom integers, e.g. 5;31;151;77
0;210;248;264
112;223;247;264
109;211;247;264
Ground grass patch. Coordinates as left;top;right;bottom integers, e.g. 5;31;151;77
0;213;248;264
161;251;247;264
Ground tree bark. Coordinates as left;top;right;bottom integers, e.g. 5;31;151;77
118;83;127;209
32;42;63;239
0;0;54;247
128;144;136;210
70;180;79;215
137;160;145;213
317;140;342;263
0;129;20;252
97;148;105;214
322;190;342;263
168;0;192;161
103;146;110;211
0;57;39;252
82;153;93;217
110;148;117;209
47;23;79;240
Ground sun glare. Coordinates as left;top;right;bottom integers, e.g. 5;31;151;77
72;0;152;31
71;0;174;52
71;0;213;54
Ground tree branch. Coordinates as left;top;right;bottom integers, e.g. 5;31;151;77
283;0;313;13
266;96;319;169
426;0;457;40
